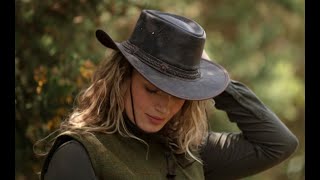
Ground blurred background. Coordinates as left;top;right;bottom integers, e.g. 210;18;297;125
15;0;304;179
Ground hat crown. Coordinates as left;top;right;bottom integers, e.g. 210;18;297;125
95;9;229;100
128;10;206;73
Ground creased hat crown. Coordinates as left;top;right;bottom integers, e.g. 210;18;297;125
95;9;230;100
127;9;206;78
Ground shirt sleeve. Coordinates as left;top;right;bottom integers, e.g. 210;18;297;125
44;140;97;180
200;80;299;180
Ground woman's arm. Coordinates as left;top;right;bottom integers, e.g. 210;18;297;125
200;51;299;179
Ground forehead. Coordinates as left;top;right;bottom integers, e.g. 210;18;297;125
132;70;186;101
133;70;157;88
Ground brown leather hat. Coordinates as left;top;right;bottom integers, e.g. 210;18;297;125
96;9;230;100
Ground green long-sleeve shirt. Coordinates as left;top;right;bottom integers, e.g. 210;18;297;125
41;80;298;180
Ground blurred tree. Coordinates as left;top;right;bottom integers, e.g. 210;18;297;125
15;0;304;179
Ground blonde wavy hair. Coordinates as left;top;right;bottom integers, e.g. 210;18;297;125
38;51;214;163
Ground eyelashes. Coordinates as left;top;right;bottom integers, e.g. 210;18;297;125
145;86;158;94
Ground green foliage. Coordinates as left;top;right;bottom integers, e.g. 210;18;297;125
15;0;304;179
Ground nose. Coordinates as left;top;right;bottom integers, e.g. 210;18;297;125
155;92;171;114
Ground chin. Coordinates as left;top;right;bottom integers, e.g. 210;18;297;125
142;125;163;133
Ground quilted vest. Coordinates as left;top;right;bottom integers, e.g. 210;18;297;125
42;118;204;180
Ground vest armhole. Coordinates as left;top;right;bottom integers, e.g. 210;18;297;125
40;135;96;180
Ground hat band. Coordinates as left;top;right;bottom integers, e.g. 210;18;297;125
121;41;201;80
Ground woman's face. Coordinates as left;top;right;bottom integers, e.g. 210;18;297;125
124;71;185;133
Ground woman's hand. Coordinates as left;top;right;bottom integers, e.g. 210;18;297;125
202;50;210;60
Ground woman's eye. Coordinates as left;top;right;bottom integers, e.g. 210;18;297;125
146;87;158;94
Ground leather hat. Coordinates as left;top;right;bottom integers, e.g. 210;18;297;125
96;9;230;100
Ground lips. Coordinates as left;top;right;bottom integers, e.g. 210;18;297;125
146;114;165;125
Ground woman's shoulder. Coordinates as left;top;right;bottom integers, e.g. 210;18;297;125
41;135;96;179
49;139;91;165
54;132;110;152
42;139;100;179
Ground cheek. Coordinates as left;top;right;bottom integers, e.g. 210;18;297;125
170;100;185;115
134;91;153;111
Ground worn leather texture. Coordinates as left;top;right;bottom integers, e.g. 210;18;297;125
95;9;230;100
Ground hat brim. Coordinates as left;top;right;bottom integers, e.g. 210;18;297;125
96;29;230;100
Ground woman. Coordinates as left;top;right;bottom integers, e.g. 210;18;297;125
39;9;298;180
